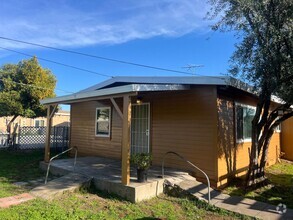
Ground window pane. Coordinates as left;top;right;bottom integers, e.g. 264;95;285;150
275;124;281;132
236;105;255;140
243;107;255;139
96;108;110;136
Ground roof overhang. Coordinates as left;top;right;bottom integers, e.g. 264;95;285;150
41;84;190;105
79;76;228;93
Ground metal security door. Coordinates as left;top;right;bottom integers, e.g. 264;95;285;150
131;103;150;154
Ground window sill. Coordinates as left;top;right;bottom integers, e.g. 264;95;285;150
236;139;252;144
95;134;111;138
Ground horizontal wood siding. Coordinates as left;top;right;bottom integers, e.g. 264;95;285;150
70;87;218;185
70;99;122;159
217;91;281;187
281;117;293;161
217;98;236;187
142;87;218;185
267;133;280;165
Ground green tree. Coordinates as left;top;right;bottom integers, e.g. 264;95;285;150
208;0;293;186
0;57;56;144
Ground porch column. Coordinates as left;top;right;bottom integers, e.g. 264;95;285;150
44;104;57;163
121;95;131;185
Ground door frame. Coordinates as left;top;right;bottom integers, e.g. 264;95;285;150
130;103;151;153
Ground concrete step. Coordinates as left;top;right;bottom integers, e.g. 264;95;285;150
176;179;221;204
30;173;92;200
164;173;197;186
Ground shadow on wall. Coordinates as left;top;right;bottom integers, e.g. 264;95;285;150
218;99;241;183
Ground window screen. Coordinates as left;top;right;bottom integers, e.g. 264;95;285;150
96;107;111;137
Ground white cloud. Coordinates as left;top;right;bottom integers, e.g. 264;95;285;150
0;0;211;49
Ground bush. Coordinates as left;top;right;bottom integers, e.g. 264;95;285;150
130;153;152;170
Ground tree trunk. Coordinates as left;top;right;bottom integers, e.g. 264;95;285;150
246;107;293;188
6;115;18;147
245;95;265;187
259;142;269;179
258;126;276;182
246;126;259;187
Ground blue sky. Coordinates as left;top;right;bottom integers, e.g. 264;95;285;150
0;0;237;107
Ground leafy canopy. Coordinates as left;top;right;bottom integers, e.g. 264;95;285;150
0;57;56;118
208;0;293;103
208;0;293;186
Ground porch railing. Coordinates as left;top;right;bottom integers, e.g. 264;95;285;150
44;146;78;184
161;151;211;204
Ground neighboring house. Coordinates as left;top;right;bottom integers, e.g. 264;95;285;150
281;117;293;161
41;76;282;188
0;110;70;133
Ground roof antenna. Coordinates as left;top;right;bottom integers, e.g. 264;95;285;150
182;64;204;75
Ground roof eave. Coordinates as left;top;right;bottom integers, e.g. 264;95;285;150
41;84;190;105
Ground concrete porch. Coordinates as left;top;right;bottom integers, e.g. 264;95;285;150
40;156;195;202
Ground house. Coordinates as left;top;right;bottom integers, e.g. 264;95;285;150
41;76;282;188
0;110;70;133
281;117;293;161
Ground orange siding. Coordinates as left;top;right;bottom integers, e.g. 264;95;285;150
281;117;293;161
217;98;237;186
267;133;281;165
143;87;218;186
217;94;281;187
70;99;122;159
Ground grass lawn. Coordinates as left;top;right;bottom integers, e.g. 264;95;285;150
0;150;45;198
223;160;293;208
0;189;252;220
0;150;252;220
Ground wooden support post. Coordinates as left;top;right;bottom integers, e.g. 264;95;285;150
44;105;57;163
121;95;131;185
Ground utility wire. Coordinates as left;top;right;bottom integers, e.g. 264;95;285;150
0;46;113;78
0;36;197;76
0;78;74;94
0;76;74;94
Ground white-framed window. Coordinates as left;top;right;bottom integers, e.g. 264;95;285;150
34;119;45;127
275;124;281;133
95;107;111;137
236;103;256;142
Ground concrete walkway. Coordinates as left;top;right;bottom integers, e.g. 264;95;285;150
177;179;293;220
0;173;91;208
30;172;92;200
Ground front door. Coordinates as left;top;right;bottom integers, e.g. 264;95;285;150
131;103;150;154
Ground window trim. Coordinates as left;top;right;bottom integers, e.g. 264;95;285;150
235;103;256;143
95;106;111;138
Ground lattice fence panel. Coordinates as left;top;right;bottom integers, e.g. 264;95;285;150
17;126;69;151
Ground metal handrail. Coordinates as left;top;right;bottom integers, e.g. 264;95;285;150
162;151;211;204
44;146;78;184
